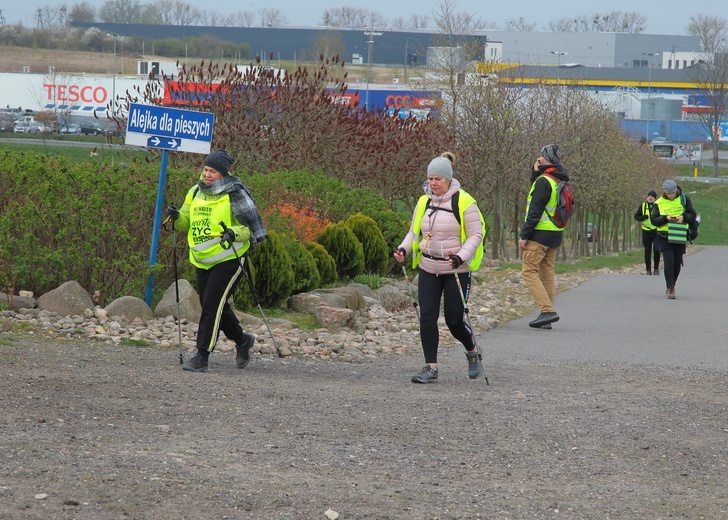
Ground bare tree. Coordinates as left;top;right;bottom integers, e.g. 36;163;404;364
321;7;385;29
688;14;728;53
687;58;728;177
258;8;288;28
68;2;97;23
151;0;174;25
408;14;430;29
504;17;537;32
99;0;144;24
310;31;346;62
229;10;255;27
548;11;646;33
429;0;485;127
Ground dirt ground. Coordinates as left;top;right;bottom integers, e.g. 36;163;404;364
1;331;726;520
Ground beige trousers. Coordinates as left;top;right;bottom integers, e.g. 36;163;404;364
521;241;557;313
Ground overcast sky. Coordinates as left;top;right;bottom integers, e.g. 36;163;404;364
5;0;724;35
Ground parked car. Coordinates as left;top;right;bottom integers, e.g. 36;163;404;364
650;136;669;146
577;223;598;243
13;121;47;134
0;112;14;132
60;124;82;135
79;122;105;135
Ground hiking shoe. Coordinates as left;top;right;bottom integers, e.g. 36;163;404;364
236;333;255;369
182;353;208;372
466;351;483;380
645;270;652;275
653;268;660;276
529;312;559;328
411;365;438;384
667;286;676;299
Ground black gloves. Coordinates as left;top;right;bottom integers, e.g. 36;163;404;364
166;205;179;221
221;228;236;246
450;254;463;269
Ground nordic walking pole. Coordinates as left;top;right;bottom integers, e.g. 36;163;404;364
401;264;420;321
449;252;489;385
219;222;283;358
163;214;185;365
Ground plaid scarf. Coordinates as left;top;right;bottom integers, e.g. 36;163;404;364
197;175;268;247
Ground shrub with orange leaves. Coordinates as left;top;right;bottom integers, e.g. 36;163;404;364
261;202;330;243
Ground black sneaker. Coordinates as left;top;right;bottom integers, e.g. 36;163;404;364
466;351;483;379
236;333;255;369
539;323;552;330
411;365;438;383
529;312;559;328
182;353;208;372
653;268;660;276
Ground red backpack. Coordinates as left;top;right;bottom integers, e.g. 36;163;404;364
543;173;575;229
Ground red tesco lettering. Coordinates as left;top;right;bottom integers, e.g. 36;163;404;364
43;83;108;104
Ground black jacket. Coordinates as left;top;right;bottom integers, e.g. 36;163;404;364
520;163;569;248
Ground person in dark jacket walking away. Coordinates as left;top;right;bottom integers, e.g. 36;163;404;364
394;155;485;383
650;180;696;299
634;190;660;275
166;150;268;372
518;144;568;329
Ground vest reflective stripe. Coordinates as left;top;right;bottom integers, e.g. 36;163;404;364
186;188;250;269
411;190;485;271
654;197;685;233
641;202;657;230
525;174;562;232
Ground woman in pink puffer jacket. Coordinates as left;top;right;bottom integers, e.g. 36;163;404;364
394;153;485;384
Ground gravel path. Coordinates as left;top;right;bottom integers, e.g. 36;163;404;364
1;250;727;519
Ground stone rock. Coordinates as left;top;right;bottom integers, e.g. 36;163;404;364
0;291;36;311
287;293;325;314
324;286;366;311
313;306;356;329
104;296;153;322
37;281;94;317
375;285;411;313
310;291;348;309
154;279;202;322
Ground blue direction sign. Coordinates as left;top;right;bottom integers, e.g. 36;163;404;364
125;103;215;154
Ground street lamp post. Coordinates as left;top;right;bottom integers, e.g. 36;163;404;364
642;52;659;140
112;34;117;115
551;51;567;84
364;28;375;110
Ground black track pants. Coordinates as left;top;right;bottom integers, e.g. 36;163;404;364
642;229;660;271
417;269;475;364
195;259;245;353
657;235;685;289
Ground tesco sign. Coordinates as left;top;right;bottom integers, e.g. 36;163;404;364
43;84;109;104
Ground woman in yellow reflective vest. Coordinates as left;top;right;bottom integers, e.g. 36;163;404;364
650;179;696;300
634;189;660;275
394;153;485;384
166;150;268;372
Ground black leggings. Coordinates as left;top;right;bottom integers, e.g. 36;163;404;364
196;259;246;353
642;229;660;271
417;269;475;364
657;235;685;289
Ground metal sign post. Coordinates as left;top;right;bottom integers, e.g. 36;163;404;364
124;103;215;305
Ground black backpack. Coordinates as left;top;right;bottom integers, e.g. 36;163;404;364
680;193;699;242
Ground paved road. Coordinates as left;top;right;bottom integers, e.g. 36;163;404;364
483;246;728;370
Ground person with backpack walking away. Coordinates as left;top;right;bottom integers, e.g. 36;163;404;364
394;154;486;383
634;190;661;275
650;180;696;300
518;144;569;329
166;150;268;372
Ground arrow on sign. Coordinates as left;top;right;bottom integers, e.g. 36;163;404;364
150;136;161;146
167;139;179;149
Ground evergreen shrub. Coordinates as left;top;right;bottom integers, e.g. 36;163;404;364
282;233;321;294
315;222;364;280
344;213;389;276
306;242;337;287
247;230;294;308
